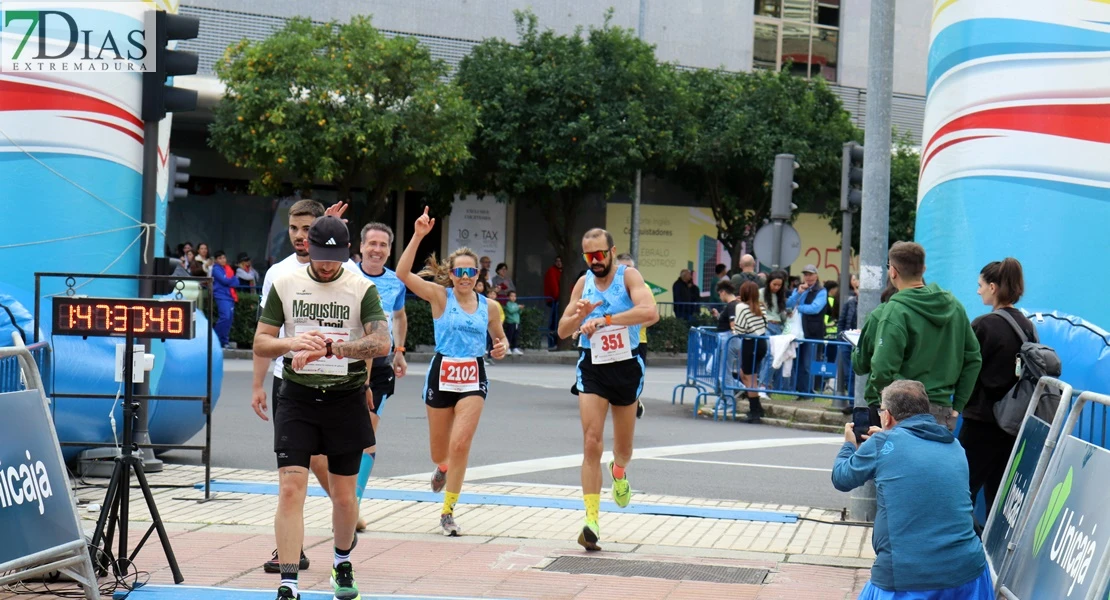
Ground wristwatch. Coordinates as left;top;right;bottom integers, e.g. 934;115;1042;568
395;346;406;355
325;341;333;358
604;313;613;326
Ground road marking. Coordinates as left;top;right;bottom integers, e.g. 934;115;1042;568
643;456;832;473
397;436;839;481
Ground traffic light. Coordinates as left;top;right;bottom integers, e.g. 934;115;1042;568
167;154;191;200
142;10;200;122
771;153;800;220
841;142;864;211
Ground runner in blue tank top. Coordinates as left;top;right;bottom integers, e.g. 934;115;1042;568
352;222;410;525
557;228;659;552
396;208;508;537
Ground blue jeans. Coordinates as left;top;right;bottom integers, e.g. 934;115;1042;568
794;341;815;393
758;323;784;390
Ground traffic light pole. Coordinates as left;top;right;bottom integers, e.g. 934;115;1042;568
839;143;855;305
135;119;162;472
849;0;896;523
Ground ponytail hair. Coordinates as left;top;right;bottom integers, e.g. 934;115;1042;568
980;257;1024;306
418;247;480;288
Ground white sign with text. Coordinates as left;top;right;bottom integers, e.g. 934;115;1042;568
448;194;506;268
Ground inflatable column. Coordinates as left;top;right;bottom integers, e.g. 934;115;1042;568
917;0;1110;325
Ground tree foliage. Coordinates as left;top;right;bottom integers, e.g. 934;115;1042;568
453;10;686;320
824;130;920;251
210;16;476;224
669;68;858;268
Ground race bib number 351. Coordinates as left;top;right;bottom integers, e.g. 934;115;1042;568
439;357;481;392
590;326;632;365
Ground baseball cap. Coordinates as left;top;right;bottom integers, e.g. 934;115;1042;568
236;252;250;263
802;264;818;274
308;216;350;262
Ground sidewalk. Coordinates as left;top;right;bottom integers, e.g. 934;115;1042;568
3;465;874;600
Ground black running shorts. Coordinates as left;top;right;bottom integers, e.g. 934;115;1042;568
367;364;395;415
423;353;488;409
575;348;645;407
274;379;374;474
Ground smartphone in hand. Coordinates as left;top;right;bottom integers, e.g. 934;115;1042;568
853;408;872;445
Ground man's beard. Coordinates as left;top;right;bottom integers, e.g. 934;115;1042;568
590;261;612;278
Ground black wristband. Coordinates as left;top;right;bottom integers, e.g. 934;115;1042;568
325;341;333;358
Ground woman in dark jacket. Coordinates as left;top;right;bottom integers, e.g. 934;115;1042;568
960;258;1036;518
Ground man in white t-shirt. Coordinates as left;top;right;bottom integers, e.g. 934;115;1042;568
252;198;358;574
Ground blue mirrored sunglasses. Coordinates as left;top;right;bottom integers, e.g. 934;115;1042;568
452;267;478;278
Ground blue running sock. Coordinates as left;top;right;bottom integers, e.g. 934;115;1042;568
355;452;376;502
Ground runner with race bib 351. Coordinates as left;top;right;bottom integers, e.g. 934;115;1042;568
395;207;508;537
557;228;659;551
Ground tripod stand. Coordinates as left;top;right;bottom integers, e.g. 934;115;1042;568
88;327;183;583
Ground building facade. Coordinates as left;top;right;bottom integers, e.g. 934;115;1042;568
169;0;930;298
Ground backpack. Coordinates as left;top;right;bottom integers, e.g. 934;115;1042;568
991;310;1063;435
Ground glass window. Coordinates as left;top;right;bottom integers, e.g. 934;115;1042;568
816;0;840;27
812;26;838;80
753;22;779;70
782;0;813;23
751;0;839;81
782;23;812;77
754;0;781;18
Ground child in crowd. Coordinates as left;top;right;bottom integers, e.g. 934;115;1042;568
504;291;523;355
486;288;504;360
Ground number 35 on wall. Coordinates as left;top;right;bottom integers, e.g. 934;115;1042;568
803;247;859;279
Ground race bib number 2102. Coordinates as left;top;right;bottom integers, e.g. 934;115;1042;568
439;357;480;392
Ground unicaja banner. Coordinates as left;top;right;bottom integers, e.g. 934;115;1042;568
0;391;84;566
1001;435;1110;599
0;2;155;73
983;414;1051;572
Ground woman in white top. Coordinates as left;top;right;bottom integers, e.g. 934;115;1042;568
733;281;768;423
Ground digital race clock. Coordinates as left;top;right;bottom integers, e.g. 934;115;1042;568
52;297;196;340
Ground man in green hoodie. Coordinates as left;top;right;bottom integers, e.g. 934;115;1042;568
865;242;982;431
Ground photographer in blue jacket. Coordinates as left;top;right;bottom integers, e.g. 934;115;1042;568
832;379;992;599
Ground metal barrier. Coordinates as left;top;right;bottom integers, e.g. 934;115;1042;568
982;377;1074;585
0;333;99;599
996;389;1110;600
671;328;727;411
0;339;50;394
676;332;856;421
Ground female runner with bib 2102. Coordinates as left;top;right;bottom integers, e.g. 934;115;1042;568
396;207;509;536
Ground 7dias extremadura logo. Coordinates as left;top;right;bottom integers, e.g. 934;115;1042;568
1;2;155;72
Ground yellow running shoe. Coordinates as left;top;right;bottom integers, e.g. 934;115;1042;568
609;461;631;508
577;520;601;551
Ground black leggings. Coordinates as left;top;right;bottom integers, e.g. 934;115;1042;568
959;418;1017;518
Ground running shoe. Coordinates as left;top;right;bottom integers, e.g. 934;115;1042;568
577;520;601;552
275;585;299;599
264;549;310;573
609;461;631;508
441;513;461;536
430;467;447;493
636;401;645;419
330;561;361;600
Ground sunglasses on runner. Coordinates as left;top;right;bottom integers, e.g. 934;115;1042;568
582;249;612;264
452;267;479;278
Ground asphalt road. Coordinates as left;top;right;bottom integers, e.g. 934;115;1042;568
164;360;850;511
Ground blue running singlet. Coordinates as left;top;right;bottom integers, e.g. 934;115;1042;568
577;264;640;350
434;288;488;358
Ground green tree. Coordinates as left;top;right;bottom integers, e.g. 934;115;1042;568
824;130;920;252
670;68;858;269
210;16;476;225
450;11;686;323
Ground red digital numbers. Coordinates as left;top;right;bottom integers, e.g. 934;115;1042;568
167;307;183;334
600;333;625;352
53;298;194;339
